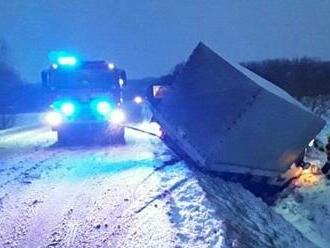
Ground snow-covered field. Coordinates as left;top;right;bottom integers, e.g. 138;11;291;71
0;114;316;247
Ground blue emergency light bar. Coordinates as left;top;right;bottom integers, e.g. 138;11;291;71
57;56;78;66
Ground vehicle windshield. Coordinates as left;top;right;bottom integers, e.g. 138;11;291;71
50;68;118;90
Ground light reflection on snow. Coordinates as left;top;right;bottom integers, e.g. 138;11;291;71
0;127;56;149
70;159;156;181
293;165;321;187
133;121;163;137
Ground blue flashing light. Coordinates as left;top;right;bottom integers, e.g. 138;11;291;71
96;101;111;116
57;56;78;66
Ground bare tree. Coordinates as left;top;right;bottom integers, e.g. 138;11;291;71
302;95;330;117
242;58;330;98
0;39;20;129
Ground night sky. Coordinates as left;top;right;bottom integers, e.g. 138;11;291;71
1;0;330;82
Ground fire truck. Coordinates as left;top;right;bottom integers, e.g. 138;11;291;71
42;55;127;144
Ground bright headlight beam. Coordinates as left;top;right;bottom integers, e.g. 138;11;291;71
108;63;115;70
111;109;125;124
134;96;143;104
60;102;75;116
45;112;62;126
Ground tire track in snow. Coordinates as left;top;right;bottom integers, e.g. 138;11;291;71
53;160;160;247
41;171;130;246
23;141;154;247
0;127;57;194
1;148;102;247
0;126;159;247
0;156;77;247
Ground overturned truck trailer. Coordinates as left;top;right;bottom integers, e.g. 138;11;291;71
149;43;325;186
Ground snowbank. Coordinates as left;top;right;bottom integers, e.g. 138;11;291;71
159;163;316;248
14;113;43;127
0;113;43;135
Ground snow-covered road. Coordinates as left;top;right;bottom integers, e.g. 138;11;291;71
0;117;315;247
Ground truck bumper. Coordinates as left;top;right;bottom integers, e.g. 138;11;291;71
53;121;124;144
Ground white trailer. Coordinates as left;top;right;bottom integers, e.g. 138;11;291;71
148;43;325;186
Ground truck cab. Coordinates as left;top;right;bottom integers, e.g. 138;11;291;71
42;56;127;144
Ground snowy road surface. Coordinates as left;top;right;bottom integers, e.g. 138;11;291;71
0;117;315;247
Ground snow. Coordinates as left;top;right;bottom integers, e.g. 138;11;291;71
0;115;315;247
274;95;330;248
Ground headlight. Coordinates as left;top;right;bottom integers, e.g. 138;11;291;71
96;101;111;115
111;109;125;124
45;112;62;126
134;96;143;104
108;63;115;70
60;102;75;116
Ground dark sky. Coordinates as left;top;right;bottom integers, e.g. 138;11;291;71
1;0;330;82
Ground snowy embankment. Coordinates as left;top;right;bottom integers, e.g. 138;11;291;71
274;95;330;248
0;114;315;247
0;113;42;135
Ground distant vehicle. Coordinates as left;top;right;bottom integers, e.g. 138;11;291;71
42;55;127;144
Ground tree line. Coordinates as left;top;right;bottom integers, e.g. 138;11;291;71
242;58;330;99
0;40;22;92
